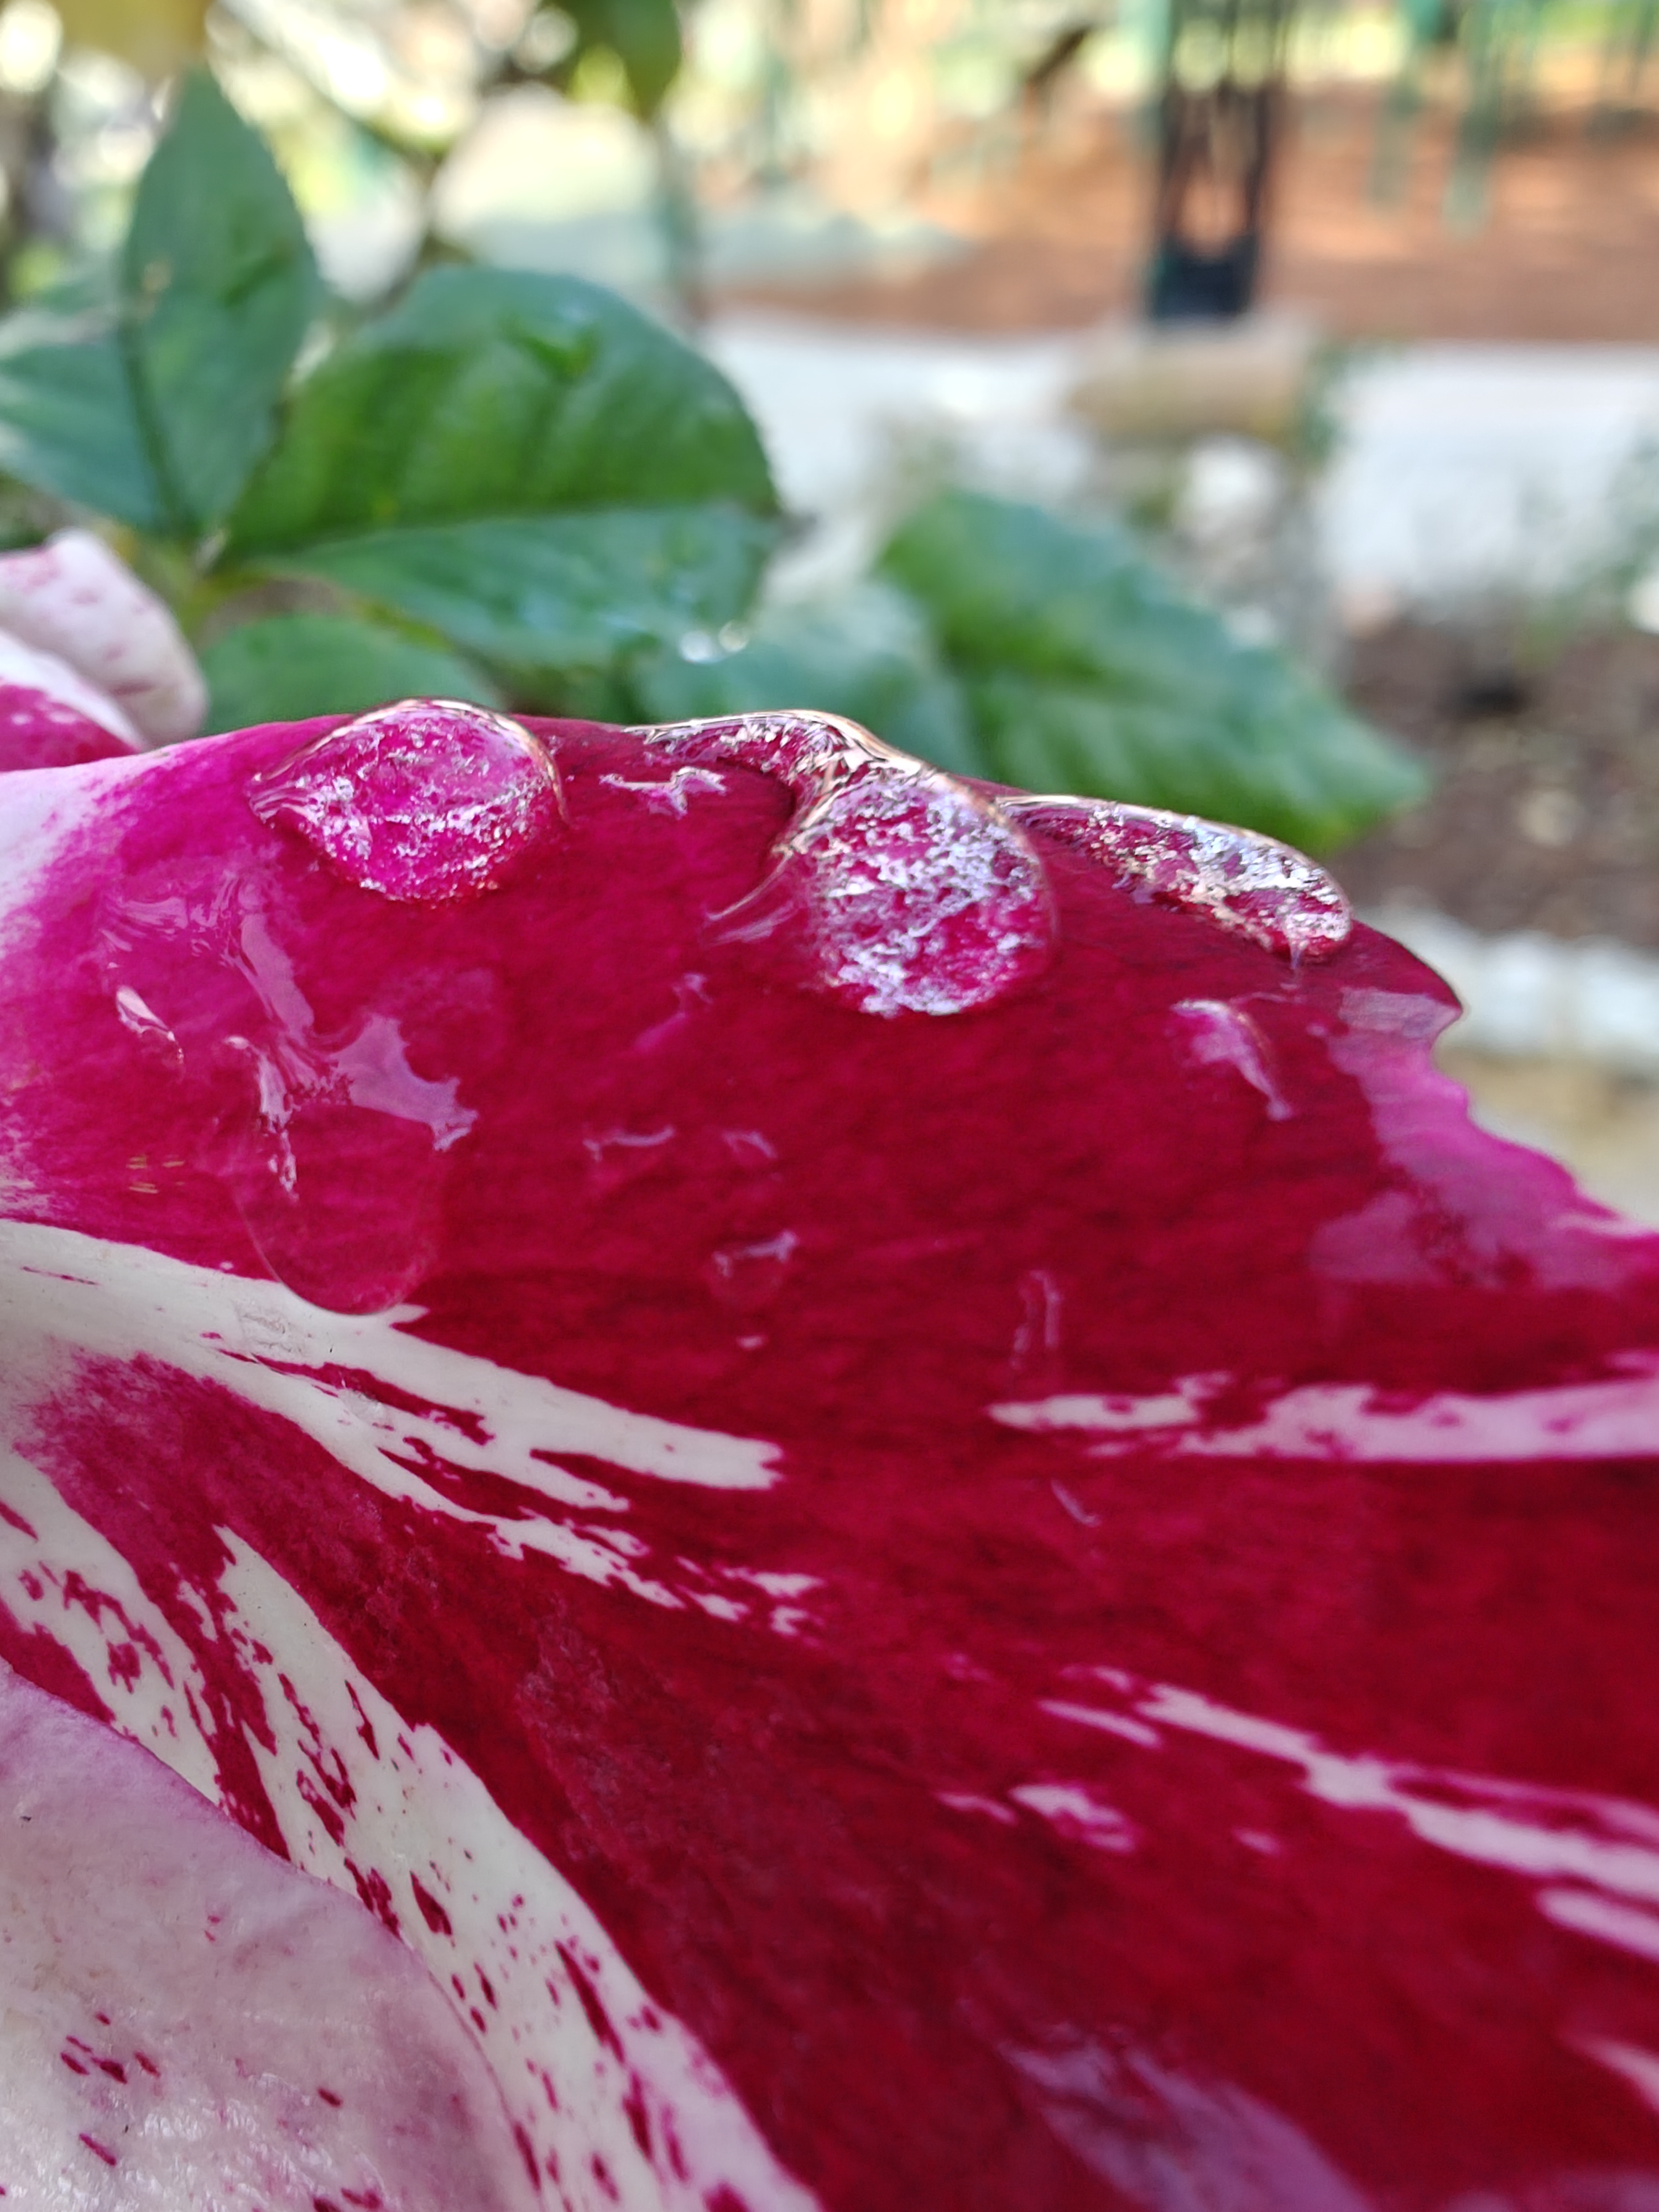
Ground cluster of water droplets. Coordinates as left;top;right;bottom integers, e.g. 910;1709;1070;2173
239;702;1350;1019
1006;795;1352;963
247;699;563;904
637;711;1056;1017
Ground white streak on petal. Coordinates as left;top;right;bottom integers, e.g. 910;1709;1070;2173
216;1536;823;2212
1572;2033;1659;2116
1538;1888;1659;1964
0;1453;821;2211
1010;1783;1137;1853
1038;1700;1162;1750
0;1219;781;1499
991;1359;1659;1463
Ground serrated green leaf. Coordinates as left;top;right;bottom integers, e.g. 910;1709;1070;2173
628;581;977;773
879;488;1429;852
275;508;776;702
0;73;316;538
0;301;161;529
122;71;319;534
228;267;776;701
229;268;775;557
200;613;500;733
960;680;1395;853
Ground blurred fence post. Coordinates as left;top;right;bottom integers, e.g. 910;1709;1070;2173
1147;0;1293;320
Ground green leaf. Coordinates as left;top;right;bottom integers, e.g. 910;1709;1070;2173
230;268;775;555
123;70;320;534
560;0;682;114
200;613;500;733
628;581;977;773
879;488;1430;852
0;72;317;538
0;299;161;530
229;268;778;701
279;508;775;702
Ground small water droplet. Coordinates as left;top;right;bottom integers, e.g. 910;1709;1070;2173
1008;796;1350;962
638;712;1054;1016
599;766;724;818
706;1230;799;1311
1175;998;1293;1120
113;983;182;1068
247;698;561;904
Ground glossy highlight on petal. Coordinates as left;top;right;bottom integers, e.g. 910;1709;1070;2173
1010;792;1353;961
248;697;562;903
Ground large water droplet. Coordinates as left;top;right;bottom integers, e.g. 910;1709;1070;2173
785;773;1054;1018
248;698;562;904
1008;796;1350;962
638;712;1053;1016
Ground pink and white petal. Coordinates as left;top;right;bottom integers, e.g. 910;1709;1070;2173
0;529;205;746
0;1656;541;2212
0;629;138;743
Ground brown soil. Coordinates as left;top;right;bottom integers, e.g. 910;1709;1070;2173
728;87;1659;342
1333;622;1659;944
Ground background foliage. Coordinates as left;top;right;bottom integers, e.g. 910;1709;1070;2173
0;59;1428;851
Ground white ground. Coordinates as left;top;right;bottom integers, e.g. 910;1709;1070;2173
706;312;1659;615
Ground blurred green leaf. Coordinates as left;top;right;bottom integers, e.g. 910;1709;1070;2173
879;488;1429;852
200;613;500;733
629;580;977;771
285;510;775;698
123;70;320;534
231;269;778;702
0;300;160;530
0;72;317;538
560;0;683;114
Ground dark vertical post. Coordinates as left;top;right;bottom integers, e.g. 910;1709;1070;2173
1147;0;1293;320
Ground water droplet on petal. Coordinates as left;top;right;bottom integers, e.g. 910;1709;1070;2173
1175;998;1293;1120
705;1229;799;1311
787;773;1052;1017
113;983;182;1068
1008;796;1351;962
248;698;562;904
638;712;1053;1016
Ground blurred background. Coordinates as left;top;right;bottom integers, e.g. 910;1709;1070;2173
6;0;1659;1213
